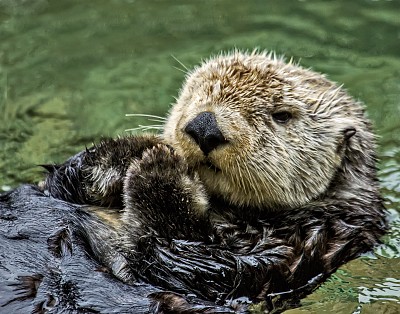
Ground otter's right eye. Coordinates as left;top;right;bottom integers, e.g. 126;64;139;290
272;111;292;124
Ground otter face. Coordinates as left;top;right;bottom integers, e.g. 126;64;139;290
163;52;364;210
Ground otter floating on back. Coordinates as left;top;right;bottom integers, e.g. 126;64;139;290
0;51;387;313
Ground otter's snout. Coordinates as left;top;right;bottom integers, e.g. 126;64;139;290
185;111;227;155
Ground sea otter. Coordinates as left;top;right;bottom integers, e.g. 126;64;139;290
0;51;387;313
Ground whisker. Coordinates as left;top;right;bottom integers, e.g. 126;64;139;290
235;158;247;194
171;54;189;72
137;118;167;124
125;125;164;133
125;113;167;120
173;66;187;74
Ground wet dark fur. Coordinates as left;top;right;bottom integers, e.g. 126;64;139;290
1;131;386;313
0;185;236;313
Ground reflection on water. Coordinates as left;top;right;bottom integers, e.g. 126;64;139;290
359;277;400;304
1;0;399;312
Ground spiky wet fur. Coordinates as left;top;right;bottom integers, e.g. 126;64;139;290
1;51;387;313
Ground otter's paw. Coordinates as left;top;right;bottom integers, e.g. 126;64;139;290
122;144;210;240
139;144;188;176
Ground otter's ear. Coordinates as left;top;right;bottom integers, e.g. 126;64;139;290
343;127;356;141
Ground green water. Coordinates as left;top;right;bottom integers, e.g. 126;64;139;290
0;0;399;312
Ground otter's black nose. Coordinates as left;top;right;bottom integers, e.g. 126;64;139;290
185;111;227;155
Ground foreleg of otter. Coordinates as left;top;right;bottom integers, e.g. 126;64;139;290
121;144;212;243
41;135;160;207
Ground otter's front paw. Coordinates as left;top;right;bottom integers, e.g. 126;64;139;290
122;144;210;240
136;144;187;178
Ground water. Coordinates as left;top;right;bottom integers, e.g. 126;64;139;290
0;0;399;312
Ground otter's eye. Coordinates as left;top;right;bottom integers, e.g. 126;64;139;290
272;111;292;124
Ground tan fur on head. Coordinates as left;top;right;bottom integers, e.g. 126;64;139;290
163;50;373;210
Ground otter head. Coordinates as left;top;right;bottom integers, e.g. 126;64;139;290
163;51;375;211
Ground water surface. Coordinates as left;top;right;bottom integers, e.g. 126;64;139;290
0;0;399;312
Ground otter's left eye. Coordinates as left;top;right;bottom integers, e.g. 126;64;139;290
272;111;292;124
